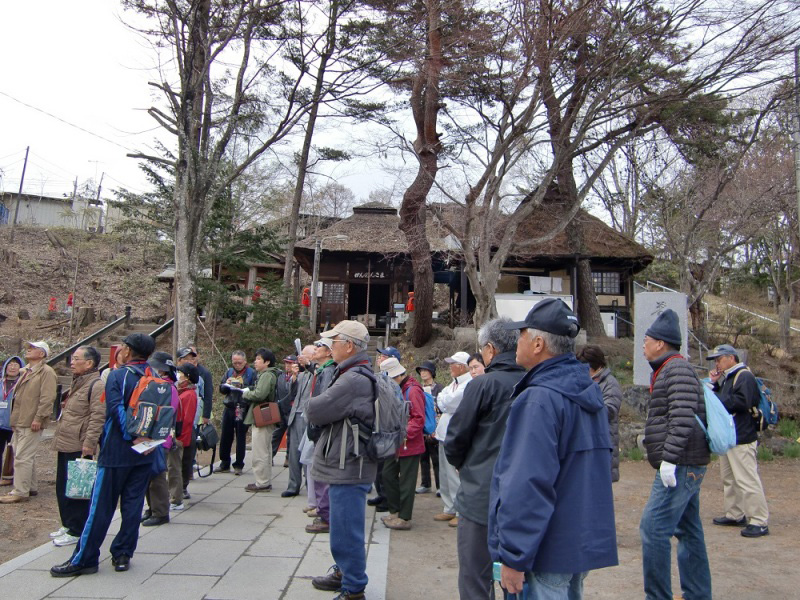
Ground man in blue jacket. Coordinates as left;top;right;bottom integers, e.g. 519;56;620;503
489;299;618;599
51;333;158;577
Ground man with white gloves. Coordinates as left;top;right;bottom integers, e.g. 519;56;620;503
640;309;712;600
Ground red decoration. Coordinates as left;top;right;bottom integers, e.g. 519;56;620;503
301;287;311;307
251;285;262;303
66;293;74;307
405;291;415;312
48;297;57;312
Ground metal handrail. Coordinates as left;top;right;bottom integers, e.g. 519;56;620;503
47;306;131;367
723;302;800;333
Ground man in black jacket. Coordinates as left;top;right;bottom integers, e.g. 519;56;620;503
640;309;711;600
707;344;769;538
271;356;298;464
445;318;525;600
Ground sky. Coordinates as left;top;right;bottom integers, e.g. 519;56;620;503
0;2;166;199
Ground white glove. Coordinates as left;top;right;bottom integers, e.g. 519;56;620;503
241;387;250;395
660;461;677;488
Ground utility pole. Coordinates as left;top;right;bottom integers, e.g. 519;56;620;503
9;146;30;243
95;172;105;232
794;45;800;242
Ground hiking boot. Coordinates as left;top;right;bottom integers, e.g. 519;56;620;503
741;524;769;538
142;515;169;527
306;517;330;534
448;517;459;528
433;512;456;521
307;508;318;518
0;494;28;504
381;512;398;524
415;486;431;494
245;483;272;493
712;516;747;526
312;565;342;591
333;591;365;600
183;489;191;500
385;517;412;530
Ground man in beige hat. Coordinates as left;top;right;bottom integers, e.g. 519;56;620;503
0;341;57;503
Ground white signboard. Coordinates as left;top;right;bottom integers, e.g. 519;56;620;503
634;292;689;386
495;294;574;323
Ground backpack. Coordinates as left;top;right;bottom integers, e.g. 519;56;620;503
733;367;778;431
194;422;219;479
407;388;436;435
696;379;737;455
346;367;409;463
124;366;176;440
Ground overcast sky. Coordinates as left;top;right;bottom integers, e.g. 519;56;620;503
0;2;165;199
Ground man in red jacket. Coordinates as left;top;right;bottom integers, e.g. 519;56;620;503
168;364;199;511
378;357;425;530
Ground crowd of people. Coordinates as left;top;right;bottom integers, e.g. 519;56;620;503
0;299;772;599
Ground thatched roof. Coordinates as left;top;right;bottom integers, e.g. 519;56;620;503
294;201;652;270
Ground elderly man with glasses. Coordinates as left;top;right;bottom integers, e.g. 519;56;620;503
306;321;378;600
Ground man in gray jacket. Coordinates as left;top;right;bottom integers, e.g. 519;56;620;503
306;321;377;600
283;344;315;497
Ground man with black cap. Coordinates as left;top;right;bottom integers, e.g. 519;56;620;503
640;309;711;600
489;299;617;599
51;333;160;577
271;355;298;468
707;344;769;538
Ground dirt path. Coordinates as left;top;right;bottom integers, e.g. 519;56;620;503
386;458;800;599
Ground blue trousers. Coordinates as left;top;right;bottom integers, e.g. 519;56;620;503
70;463;151;568
639;465;711;600
329;483;371;594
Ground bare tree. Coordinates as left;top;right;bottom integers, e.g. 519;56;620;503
124;0;315;346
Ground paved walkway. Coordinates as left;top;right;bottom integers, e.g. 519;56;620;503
0;453;389;600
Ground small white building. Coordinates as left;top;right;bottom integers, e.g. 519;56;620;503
0;192;103;231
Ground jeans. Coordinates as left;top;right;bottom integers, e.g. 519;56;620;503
329;483;371;594
505;572;586;600
640;464;711;600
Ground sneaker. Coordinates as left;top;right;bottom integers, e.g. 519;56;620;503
170;503;185;511
53;533;80;547
381;512;398;524
312;565;342;591
307;508;319;518
712;515;747;526
302;505;316;514
182;489;191;500
433;512;456;521
50;526;69;539
233;467;243;476
333;591;365;600
385;517;412;530
215;465;231;473
305;517;330;534
741;524;769;538
415;486;431;494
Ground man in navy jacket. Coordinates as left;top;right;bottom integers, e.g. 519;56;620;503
488;299;618;599
51;333;158;577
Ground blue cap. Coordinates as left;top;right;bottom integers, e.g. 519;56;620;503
503;298;580;338
706;344;738;360
377;346;402;361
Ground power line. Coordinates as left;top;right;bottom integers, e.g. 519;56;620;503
0;90;135;152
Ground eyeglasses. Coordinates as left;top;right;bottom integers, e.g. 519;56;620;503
330;339;350;345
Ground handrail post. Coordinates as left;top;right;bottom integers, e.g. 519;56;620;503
124;306;131;326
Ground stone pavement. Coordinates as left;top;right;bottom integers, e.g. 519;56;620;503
0;452;389;600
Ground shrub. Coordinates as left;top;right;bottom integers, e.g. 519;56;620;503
777;418;799;440
783;442;800;459
757;445;774;462
625;447;645;461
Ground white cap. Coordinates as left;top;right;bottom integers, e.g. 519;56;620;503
25;340;51;357
444;351;471;366
320;320;370;343
379;357;406;378
314;338;333;349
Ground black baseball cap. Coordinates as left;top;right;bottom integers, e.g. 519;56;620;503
122;333;156;357
148;351;176;374
177;347;197;359
503;298;580;338
177;363;200;384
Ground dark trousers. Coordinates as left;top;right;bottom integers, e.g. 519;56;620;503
0;428;12;478
373;459;385;497
419;436;440;489
271;419;287;458
286;415;305;493
457;515;494;600
382;454;421;521
70;463;151;568
56;451;91;537
145;471;170;518
181;432;196;490
219;405;249;469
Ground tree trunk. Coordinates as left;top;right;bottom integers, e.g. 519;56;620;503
174;203;199;348
576;258;606;338
400;152;437;346
468;263;499;327
779;299;792;354
689;297;707;343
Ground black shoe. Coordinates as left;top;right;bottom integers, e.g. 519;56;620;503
142;516;169;527
374;504;389;512
140;509;152;523
367;495;385;506
281;490;299;498
312;565;343;591
713;516;747;527
183;489;191;500
50;562;99;578
112;555;130;571
741;524;769;538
